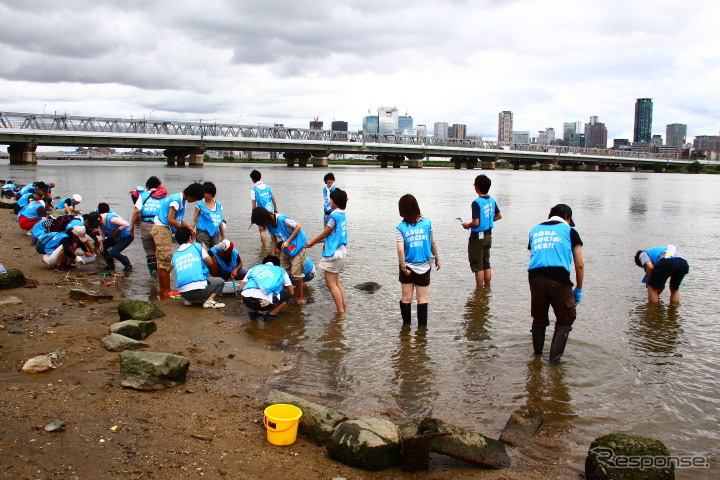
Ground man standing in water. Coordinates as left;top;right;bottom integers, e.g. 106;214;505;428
527;204;584;363
462;174;502;288
249;170;277;248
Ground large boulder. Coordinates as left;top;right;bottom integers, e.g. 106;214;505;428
101;333;148;352
265;390;348;444
427;418;511;469
326;418;401;471
354;282;381;293
117;300;165;321
0;269;26;290
586;433;675;480
119;351;189;391
499;408;544;447
110;320;157;340
21;355;55;373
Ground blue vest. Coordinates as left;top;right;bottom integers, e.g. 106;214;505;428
243;264;286;295
101;212;131;238
397;218;433;263
65;217;84;231
211;248;240;276
2;183;16;191
304;258;314;276
267;214;307;257
156;193;185;232
196;200;224;236
322;211;348;258
254;185;274;212
528;222;573;273
172;243;208;288
38;231;68;254
17;192;34;208
643;247;667;265
139;192;164;221
471;196;497;232
323;185;337;213
31;218;51;239
58;197;76;210
18;185;35;196
18;201;44;220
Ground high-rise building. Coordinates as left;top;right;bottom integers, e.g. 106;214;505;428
434;122;449;138
584;116;608;149
651;134;663;146
512;131;530;143
693;135;720;150
416;125;427;137
331;121;348;131
498;111;513;142
309;119;323;130
378;106;398;134
569;133;585;147
634;98;653;143
563;121;582;143
363;116;379;134
666;123;687;149
538;127;555;145
452;124;467;139
396;115;414;134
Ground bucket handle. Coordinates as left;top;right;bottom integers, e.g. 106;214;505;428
263;415;299;433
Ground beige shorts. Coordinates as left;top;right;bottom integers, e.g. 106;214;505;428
150;224;173;271
319;255;346;274
280;248;307;280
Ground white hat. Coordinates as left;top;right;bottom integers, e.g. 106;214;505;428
71;225;89;242
72;194;82;203
218;239;232;252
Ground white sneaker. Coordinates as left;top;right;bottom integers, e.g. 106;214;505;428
203;299;225;309
183;299;193;306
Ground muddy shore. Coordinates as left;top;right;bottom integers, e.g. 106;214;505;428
0;211;577;479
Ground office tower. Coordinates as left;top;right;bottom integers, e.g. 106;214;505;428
416;125;428;136
666;123;687;149
378;106;398;134
452;124;467;139
309;119;323;130
563;121;582;143
363;115;379;134
584;116;608;148
434;122;449;138
651;134;663;146
634;98;653;143
331;121;348;131
398;116;413;132
693;135;720;150
538;127;555;145
570;133;585;147
512;131;530;143
498;111;513;142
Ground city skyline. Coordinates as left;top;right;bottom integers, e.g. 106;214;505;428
0;1;717;144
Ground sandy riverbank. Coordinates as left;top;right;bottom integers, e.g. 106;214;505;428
0;210;578;480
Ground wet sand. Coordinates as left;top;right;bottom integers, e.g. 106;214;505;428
0;211;577;479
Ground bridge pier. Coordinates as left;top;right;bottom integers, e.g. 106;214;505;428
481;159;496;169
378;154;404;168
188;148;205;167
623;166;636;172
406;153;424;168
8;143;37;165
451;157;477;169
312;150;331;167
539;161;555;171
584;162;599;171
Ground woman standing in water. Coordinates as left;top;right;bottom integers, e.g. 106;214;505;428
396;194;440;327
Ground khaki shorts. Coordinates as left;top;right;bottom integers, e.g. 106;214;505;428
280;248;307;280
468;234;492;272
319;255;346;274
151;224;173;271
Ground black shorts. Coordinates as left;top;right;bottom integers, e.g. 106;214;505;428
242;288;291;311
399;266;430;287
648;257;689;291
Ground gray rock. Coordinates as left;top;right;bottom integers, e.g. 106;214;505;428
586;433;675;480
326;418;401;471
427;417;511;469
499;408;544;447
110;320;157;340
398;418;451;472
0;198;16;209
354;282;381;293
21;355;55;373
0;296;22;306
265;390;348;444
69;289;113;301
117;300;165;321
101;333;148;352
119;351;190;391
0;269;26;290
44;420;66;432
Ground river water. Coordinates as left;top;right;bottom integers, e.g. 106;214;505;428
3;160;718;476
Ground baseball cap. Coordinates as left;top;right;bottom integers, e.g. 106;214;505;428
72;194;82;203
72;225;90;242
548;204;575;227
218;239;233;252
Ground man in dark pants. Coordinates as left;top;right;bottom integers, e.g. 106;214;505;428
527;204;585;363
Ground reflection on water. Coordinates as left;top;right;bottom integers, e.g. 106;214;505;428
316;315;353;395
462;288;492;342
390;325;437;417
627;304;683;361
524;358;575;430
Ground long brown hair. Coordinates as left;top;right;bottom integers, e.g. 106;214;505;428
398;194;421;225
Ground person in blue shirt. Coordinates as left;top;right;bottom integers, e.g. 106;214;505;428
249;170;277;248
97;202;134;272
396;194;440;327
171;226;225;309
56;194;83;215
191;181;227;248
634;246;689;305
322;172;337;223
302;257;316;283
527;204;584;363
208;239;248;281
129;176;168;278
462;174;502;288
239;255;294;319
306;188;348;314
2;181;17;199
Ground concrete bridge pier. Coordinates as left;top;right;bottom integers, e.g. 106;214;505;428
188;148;205;167
451;157;477;169
283;151;311;167
378;154;404;168
406;153;425;168
312;150;332;167
623;166;636;172
164;148;178;166
481;158;496;169
7;143;37;165
539;161;555;171
584;162;599;171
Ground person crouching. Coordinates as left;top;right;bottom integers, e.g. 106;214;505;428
239;255;294;319
171;226;225;309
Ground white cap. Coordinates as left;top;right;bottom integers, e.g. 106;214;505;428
218;239;231;252
72;194;82;203
71;225;89;242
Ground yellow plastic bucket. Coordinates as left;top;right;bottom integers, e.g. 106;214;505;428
263;404;302;446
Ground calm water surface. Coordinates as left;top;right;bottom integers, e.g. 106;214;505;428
3;161;718;477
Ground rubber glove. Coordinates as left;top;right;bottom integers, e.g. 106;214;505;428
573;288;583;306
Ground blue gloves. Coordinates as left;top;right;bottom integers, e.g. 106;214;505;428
573;288;583;306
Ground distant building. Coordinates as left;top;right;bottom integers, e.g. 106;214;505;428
584;116;608;149
512;131;530;143
634;98;653;143
416;124;428;136
309;120;323;130
537;127;555;145
651;134;663;146
613;139;631;149
378;106;398;134
666;123;687;150
631;142;658;153
563;121;582;143
331;121;348;131
569;133;585;147
363;115;379;134
498;111;513;142
434;122;449;138
693;135;720;150
708;138;720;152
398;116;413;132
452;124;467;139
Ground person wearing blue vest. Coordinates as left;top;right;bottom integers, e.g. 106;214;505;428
322;172;337;223
239;255;294;319
130;176;168;278
191;181;227;248
2;181;17;199
171;226;225;309
249;170;277;248
17;191;48;233
55;194;83;215
396;194;440;327
462;174;502;288
208;239;248;281
40;225;95;271
150;182;205;296
302;257;316;283
634;246;689;304
307;188;348;314
250;207;308;305
528;204;584;363
97;202;134;271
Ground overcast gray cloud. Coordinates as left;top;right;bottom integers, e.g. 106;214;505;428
0;0;717;141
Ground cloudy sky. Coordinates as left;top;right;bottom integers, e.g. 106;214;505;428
0;0;718;142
